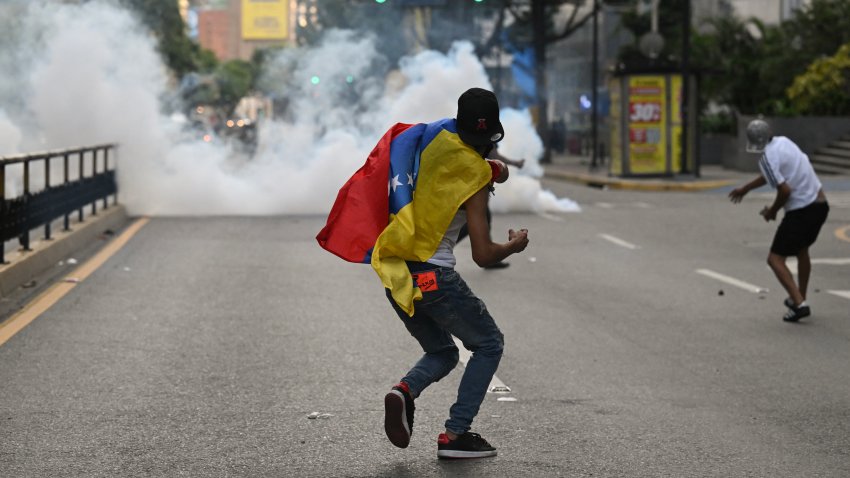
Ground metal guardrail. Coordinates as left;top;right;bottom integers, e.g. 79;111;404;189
0;144;118;263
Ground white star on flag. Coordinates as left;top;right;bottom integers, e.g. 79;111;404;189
391;174;403;192
407;173;414;186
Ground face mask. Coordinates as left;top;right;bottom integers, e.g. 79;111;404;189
481;143;494;158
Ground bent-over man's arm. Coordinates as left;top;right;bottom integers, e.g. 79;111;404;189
762;182;791;221
729;175;767;203
464;186;529;267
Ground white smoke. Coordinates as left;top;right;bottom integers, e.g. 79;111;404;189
0;111;22;155
0;1;580;216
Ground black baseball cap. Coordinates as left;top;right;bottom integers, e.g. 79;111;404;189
456;87;504;147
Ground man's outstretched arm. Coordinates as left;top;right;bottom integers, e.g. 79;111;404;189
729;175;767;203
464;186;528;267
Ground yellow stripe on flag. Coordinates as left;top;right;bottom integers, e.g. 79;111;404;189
372;129;492;316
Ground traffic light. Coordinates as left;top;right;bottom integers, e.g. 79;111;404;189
311;76;320;85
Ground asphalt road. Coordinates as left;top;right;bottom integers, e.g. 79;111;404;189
1;178;849;477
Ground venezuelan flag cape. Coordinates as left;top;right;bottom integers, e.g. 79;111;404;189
316;118;492;316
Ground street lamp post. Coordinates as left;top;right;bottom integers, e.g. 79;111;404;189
681;0;696;177
590;0;599;170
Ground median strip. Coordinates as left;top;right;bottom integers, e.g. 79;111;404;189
0;217;150;347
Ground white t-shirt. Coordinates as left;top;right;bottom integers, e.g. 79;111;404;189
758;136;822;211
426;209;467;268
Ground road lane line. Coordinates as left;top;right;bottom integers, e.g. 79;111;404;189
782;257;850;275
827;290;850;301
452;336;511;394
696;269;768;294
0;217;150;347
599;233;639;250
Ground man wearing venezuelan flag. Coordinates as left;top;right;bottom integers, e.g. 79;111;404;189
317;88;530;459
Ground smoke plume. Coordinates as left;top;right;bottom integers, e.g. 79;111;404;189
0;1;579;216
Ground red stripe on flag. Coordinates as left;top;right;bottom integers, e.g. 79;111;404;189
316;123;416;263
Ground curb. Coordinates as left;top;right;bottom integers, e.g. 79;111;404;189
543;169;737;192
0;205;130;298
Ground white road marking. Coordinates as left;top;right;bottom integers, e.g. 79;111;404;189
596;202;614;209
453;336;510;394
813;258;850;265
696;269;769;294
599;233;639;250
827;290;850;300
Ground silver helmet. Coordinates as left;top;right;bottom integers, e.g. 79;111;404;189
745;119;773;153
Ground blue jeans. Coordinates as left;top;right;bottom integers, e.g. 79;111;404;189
385;262;504;435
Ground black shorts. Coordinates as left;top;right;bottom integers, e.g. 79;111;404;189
771;201;830;256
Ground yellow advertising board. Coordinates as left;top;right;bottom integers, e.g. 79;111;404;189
627;76;667;174
242;0;288;40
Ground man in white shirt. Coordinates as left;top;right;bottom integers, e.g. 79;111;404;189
728;119;830;322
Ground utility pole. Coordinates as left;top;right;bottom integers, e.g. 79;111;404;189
532;0;550;163
681;0;694;176
590;0;599;170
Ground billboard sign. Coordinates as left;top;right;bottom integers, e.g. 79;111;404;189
242;0;288;40
626;76;667;174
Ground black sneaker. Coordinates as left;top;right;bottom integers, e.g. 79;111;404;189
783;302;811;322
783;297;795;310
437;432;497;459
483;261;510;270
384;383;415;448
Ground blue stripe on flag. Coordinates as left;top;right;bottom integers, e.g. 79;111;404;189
388;123;426;214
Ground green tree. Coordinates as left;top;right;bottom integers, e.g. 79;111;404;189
787;43;850;115
616;0;690;71
119;0;217;77
690;0;850;117
215;60;255;115
690;16;772;114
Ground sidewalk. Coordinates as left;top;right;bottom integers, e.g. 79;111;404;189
542;153;742;192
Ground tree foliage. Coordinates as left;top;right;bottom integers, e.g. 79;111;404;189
215;60;256;114
691;0;850;116
501;0;594;51
119;0;215;78
690;16;775;115
117;0;272;114
787;43;850;115
616;0;690;72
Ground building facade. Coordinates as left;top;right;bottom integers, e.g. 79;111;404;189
190;0;295;61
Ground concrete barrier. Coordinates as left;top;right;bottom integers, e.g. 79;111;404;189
0;205;129;297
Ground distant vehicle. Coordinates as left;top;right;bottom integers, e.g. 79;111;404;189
221;117;258;156
165;112;220;145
